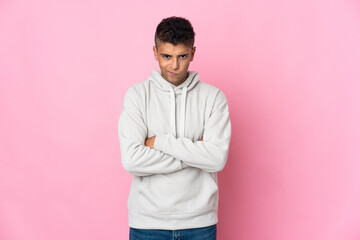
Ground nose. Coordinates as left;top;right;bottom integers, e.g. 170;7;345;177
170;57;179;70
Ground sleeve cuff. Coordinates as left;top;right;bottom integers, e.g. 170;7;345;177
154;133;170;152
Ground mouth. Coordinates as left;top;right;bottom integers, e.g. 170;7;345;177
167;70;177;76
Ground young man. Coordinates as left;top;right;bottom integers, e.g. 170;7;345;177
118;16;231;240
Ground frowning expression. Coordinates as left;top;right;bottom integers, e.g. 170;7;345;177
153;42;196;86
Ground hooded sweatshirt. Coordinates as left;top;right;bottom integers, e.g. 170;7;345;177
118;69;231;230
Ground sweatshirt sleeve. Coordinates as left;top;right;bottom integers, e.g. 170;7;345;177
153;90;231;173
118;87;185;177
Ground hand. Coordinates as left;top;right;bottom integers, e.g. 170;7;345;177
145;136;156;149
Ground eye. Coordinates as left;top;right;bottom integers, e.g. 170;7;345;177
162;55;171;59
179;55;187;59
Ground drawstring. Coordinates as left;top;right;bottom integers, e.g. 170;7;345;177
169;86;176;137
179;86;187;138
168;85;188;138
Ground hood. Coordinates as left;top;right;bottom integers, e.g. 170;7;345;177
148;69;200;138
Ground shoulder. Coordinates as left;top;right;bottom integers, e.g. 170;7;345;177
122;81;149;107
196;81;220;93
196;81;228;103
124;80;151;99
125;81;149;96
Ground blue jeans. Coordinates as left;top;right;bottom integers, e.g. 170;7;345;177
129;224;217;240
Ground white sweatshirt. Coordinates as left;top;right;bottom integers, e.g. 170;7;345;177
118;69;231;230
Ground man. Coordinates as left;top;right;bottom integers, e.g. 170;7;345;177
118;16;231;240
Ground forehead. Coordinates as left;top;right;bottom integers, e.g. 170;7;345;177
157;42;193;54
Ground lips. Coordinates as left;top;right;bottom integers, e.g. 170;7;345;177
167;70;177;76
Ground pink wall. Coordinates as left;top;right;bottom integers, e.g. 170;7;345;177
1;0;359;239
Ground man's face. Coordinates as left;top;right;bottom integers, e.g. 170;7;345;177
153;42;196;86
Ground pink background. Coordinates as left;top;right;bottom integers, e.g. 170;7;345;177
1;0;360;239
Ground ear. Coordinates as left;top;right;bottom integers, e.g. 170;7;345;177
190;46;196;61
153;46;159;61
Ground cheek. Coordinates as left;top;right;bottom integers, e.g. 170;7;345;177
159;60;169;69
180;61;190;69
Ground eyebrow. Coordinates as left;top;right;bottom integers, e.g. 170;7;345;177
160;53;189;57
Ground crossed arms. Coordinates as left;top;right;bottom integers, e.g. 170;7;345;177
118;87;231;177
144;136;203;148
